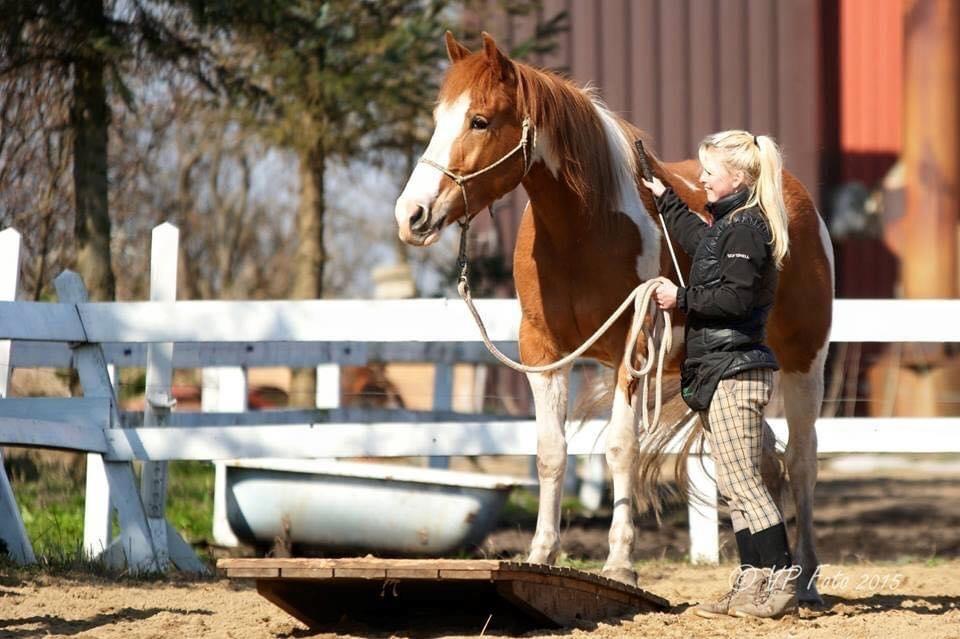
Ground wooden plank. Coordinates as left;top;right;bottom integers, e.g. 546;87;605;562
108;417;960;461
70;299;523;343
280;567;334;579
629;0;660;138
103;421;600;460
0;301;85;341
717;0;749;127
497;579;637;626
0;398;110;429
439;569;492;580
220;558;492;570
0;230;36;566
0;417;108;453
55;272;158;574
11;339;521;368
122;407;528;428
140;223;179;569
228;567;280;578
775;0;820;198
657;0;691;160
385;568;440;579
5;299;960;353
689;0;719;135
220;558;671;631
747;0;778;133
334;568;386;579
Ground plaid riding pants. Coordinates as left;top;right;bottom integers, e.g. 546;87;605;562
699;367;783;534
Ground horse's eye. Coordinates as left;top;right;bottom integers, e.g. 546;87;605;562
471;116;489;130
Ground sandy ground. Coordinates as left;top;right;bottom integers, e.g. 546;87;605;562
2;463;960;638
1;561;958;638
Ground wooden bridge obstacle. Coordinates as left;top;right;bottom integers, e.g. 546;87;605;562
218;557;671;632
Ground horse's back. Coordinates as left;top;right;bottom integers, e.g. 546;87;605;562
663;162;834;375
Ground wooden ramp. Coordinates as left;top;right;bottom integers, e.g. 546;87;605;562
219;558;671;633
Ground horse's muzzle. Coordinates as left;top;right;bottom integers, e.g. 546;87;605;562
396;198;446;246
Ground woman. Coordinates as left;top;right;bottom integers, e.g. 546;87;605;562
641;130;800;619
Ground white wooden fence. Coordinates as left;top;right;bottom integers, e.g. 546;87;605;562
1;223;960;571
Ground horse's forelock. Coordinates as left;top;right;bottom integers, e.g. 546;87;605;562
438;54;511;106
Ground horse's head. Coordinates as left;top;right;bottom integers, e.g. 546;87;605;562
395;32;530;246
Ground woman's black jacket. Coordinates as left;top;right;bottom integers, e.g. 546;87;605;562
655;186;779;411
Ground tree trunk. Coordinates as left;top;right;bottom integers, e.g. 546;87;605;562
71;0;115;301
288;141;326;408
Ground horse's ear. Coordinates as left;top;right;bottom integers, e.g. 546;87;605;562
445;31;471;63
481;31;513;81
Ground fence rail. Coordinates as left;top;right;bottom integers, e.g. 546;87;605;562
1;223;958;571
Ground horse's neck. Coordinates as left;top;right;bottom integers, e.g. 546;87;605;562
520;163;590;246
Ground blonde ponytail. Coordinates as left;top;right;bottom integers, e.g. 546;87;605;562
698;130;790;269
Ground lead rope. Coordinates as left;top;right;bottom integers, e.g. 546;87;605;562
420;120;674;431
455;221;674;432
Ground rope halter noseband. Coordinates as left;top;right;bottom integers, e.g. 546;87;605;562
417;117;533;235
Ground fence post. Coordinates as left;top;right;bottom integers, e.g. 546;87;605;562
315;363;340;409
55;271;159;572
0;228;36;564
428;360;454;469
137;223;206;572
206;367;247;547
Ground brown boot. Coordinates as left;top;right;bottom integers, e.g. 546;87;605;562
731;566;801;619
694;567;766;619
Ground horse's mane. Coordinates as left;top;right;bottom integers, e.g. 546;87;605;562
441;54;651;219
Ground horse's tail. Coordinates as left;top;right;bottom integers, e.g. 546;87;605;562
634;377;708;522
569;369;712;519
567;367;616;451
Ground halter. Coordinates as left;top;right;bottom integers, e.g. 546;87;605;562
417;116;674;431
418;117;533;234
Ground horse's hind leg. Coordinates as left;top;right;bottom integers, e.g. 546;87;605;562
601;367;641;586
781;345;828;605
525;367;571;565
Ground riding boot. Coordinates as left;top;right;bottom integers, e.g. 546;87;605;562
694;566;766;619
731;566;801;619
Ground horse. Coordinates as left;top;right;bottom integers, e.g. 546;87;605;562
394;32;833;604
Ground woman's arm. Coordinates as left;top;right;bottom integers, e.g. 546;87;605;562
640;177;709;256
680;224;768;319
656;187;710;256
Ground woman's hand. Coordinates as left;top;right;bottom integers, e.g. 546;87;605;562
641;176;667;197
653;281;678;310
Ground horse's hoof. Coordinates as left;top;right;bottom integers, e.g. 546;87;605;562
526;553;557;565
799;589;824;607
601;567;638;587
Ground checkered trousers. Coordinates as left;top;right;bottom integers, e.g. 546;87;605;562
699;367;783;534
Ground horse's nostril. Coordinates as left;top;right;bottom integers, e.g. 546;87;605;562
410;205;425;226
409;204;430;231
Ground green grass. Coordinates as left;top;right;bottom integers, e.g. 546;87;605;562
500;487;588;528
165;461;214;544
7;458;216;566
13;470;86;558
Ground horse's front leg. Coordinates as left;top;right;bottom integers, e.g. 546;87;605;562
601;365;641;585
525;365;572;565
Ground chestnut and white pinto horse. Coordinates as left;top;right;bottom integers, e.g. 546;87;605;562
394;32;833;603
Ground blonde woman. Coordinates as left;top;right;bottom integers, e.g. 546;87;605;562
641;131;798;619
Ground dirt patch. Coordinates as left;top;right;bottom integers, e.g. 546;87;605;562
480;464;960;563
3;465;959;637
1;561;957;638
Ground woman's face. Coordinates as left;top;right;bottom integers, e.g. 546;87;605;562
699;152;745;203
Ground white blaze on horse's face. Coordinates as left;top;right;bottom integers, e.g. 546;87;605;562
395;92;472;246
